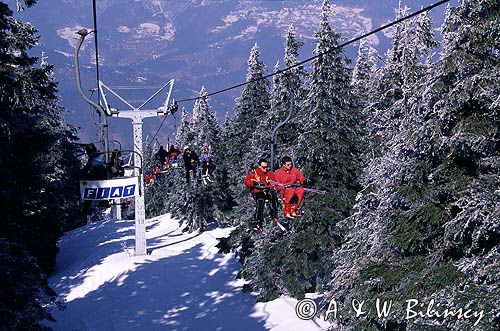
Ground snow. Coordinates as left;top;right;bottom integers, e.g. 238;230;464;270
131;22;175;41
137;23;161;37
54;50;73;58
46;214;330;330
117;26;131;33
230;26;259;41
57;25;93;49
211;3;377;44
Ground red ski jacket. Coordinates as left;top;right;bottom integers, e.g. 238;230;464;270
274;166;305;190
244;167;276;194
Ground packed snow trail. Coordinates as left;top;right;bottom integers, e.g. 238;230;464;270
46;215;329;330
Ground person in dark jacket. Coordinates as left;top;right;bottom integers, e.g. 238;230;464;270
182;146;199;183
110;149;124;178
156;146;169;166
81;143;107;216
243;158;279;231
82;143;106;180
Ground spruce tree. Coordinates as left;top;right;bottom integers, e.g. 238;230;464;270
296;0;361;215
249;25;308;170
221;0;362;301
248;60;281;163
326;1;499;330
0;1;82;328
166;88;232;232
270;25;308;166
415;9;438;66
363;4;412;159
226;43;270;172
223;43;270;222
351;39;378;109
175;106;192;149
190;86;221;149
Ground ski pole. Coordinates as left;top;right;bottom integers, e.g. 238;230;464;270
269;180;327;195
303;188;327;195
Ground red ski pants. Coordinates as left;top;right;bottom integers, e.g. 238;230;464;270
283;187;304;205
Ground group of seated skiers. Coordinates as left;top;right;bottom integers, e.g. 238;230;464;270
244;156;305;232
81;142;306;231
81;143;126;216
145;144;216;186
82;143;125;181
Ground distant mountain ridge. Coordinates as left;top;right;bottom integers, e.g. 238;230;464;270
9;0;445;145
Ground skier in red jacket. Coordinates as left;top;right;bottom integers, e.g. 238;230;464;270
274;156;305;218
244;158;279;231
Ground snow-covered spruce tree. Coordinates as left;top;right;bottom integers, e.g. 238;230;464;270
325;1;499;330
166;88;232;232
0;1;82;328
294;0;361;223
190;86;220;149
351;39;378;109
175;106;192;150
228;42;270;173
359;6;439;193
222;43;270;222
415;9;439;67
351;39;378;162
259;24;308;166
248;60;281;164
224;0;363;301
363;4;413;160
401;10;438;101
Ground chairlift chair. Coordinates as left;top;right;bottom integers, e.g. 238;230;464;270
80;149;143;213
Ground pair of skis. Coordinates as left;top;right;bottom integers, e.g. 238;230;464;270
255;210;310;236
254;219;286;234
201;169;213;185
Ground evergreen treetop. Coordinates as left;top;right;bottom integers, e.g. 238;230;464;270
190;86;221;150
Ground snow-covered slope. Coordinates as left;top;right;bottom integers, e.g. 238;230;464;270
46;215;329;330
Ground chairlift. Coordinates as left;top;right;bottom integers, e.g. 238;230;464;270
79;148;143;210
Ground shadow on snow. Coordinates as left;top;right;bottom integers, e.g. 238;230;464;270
48;243;265;331
50;218;169;298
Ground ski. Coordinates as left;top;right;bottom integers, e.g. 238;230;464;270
275;220;288;233
201;174;213;185
253;218;288;238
